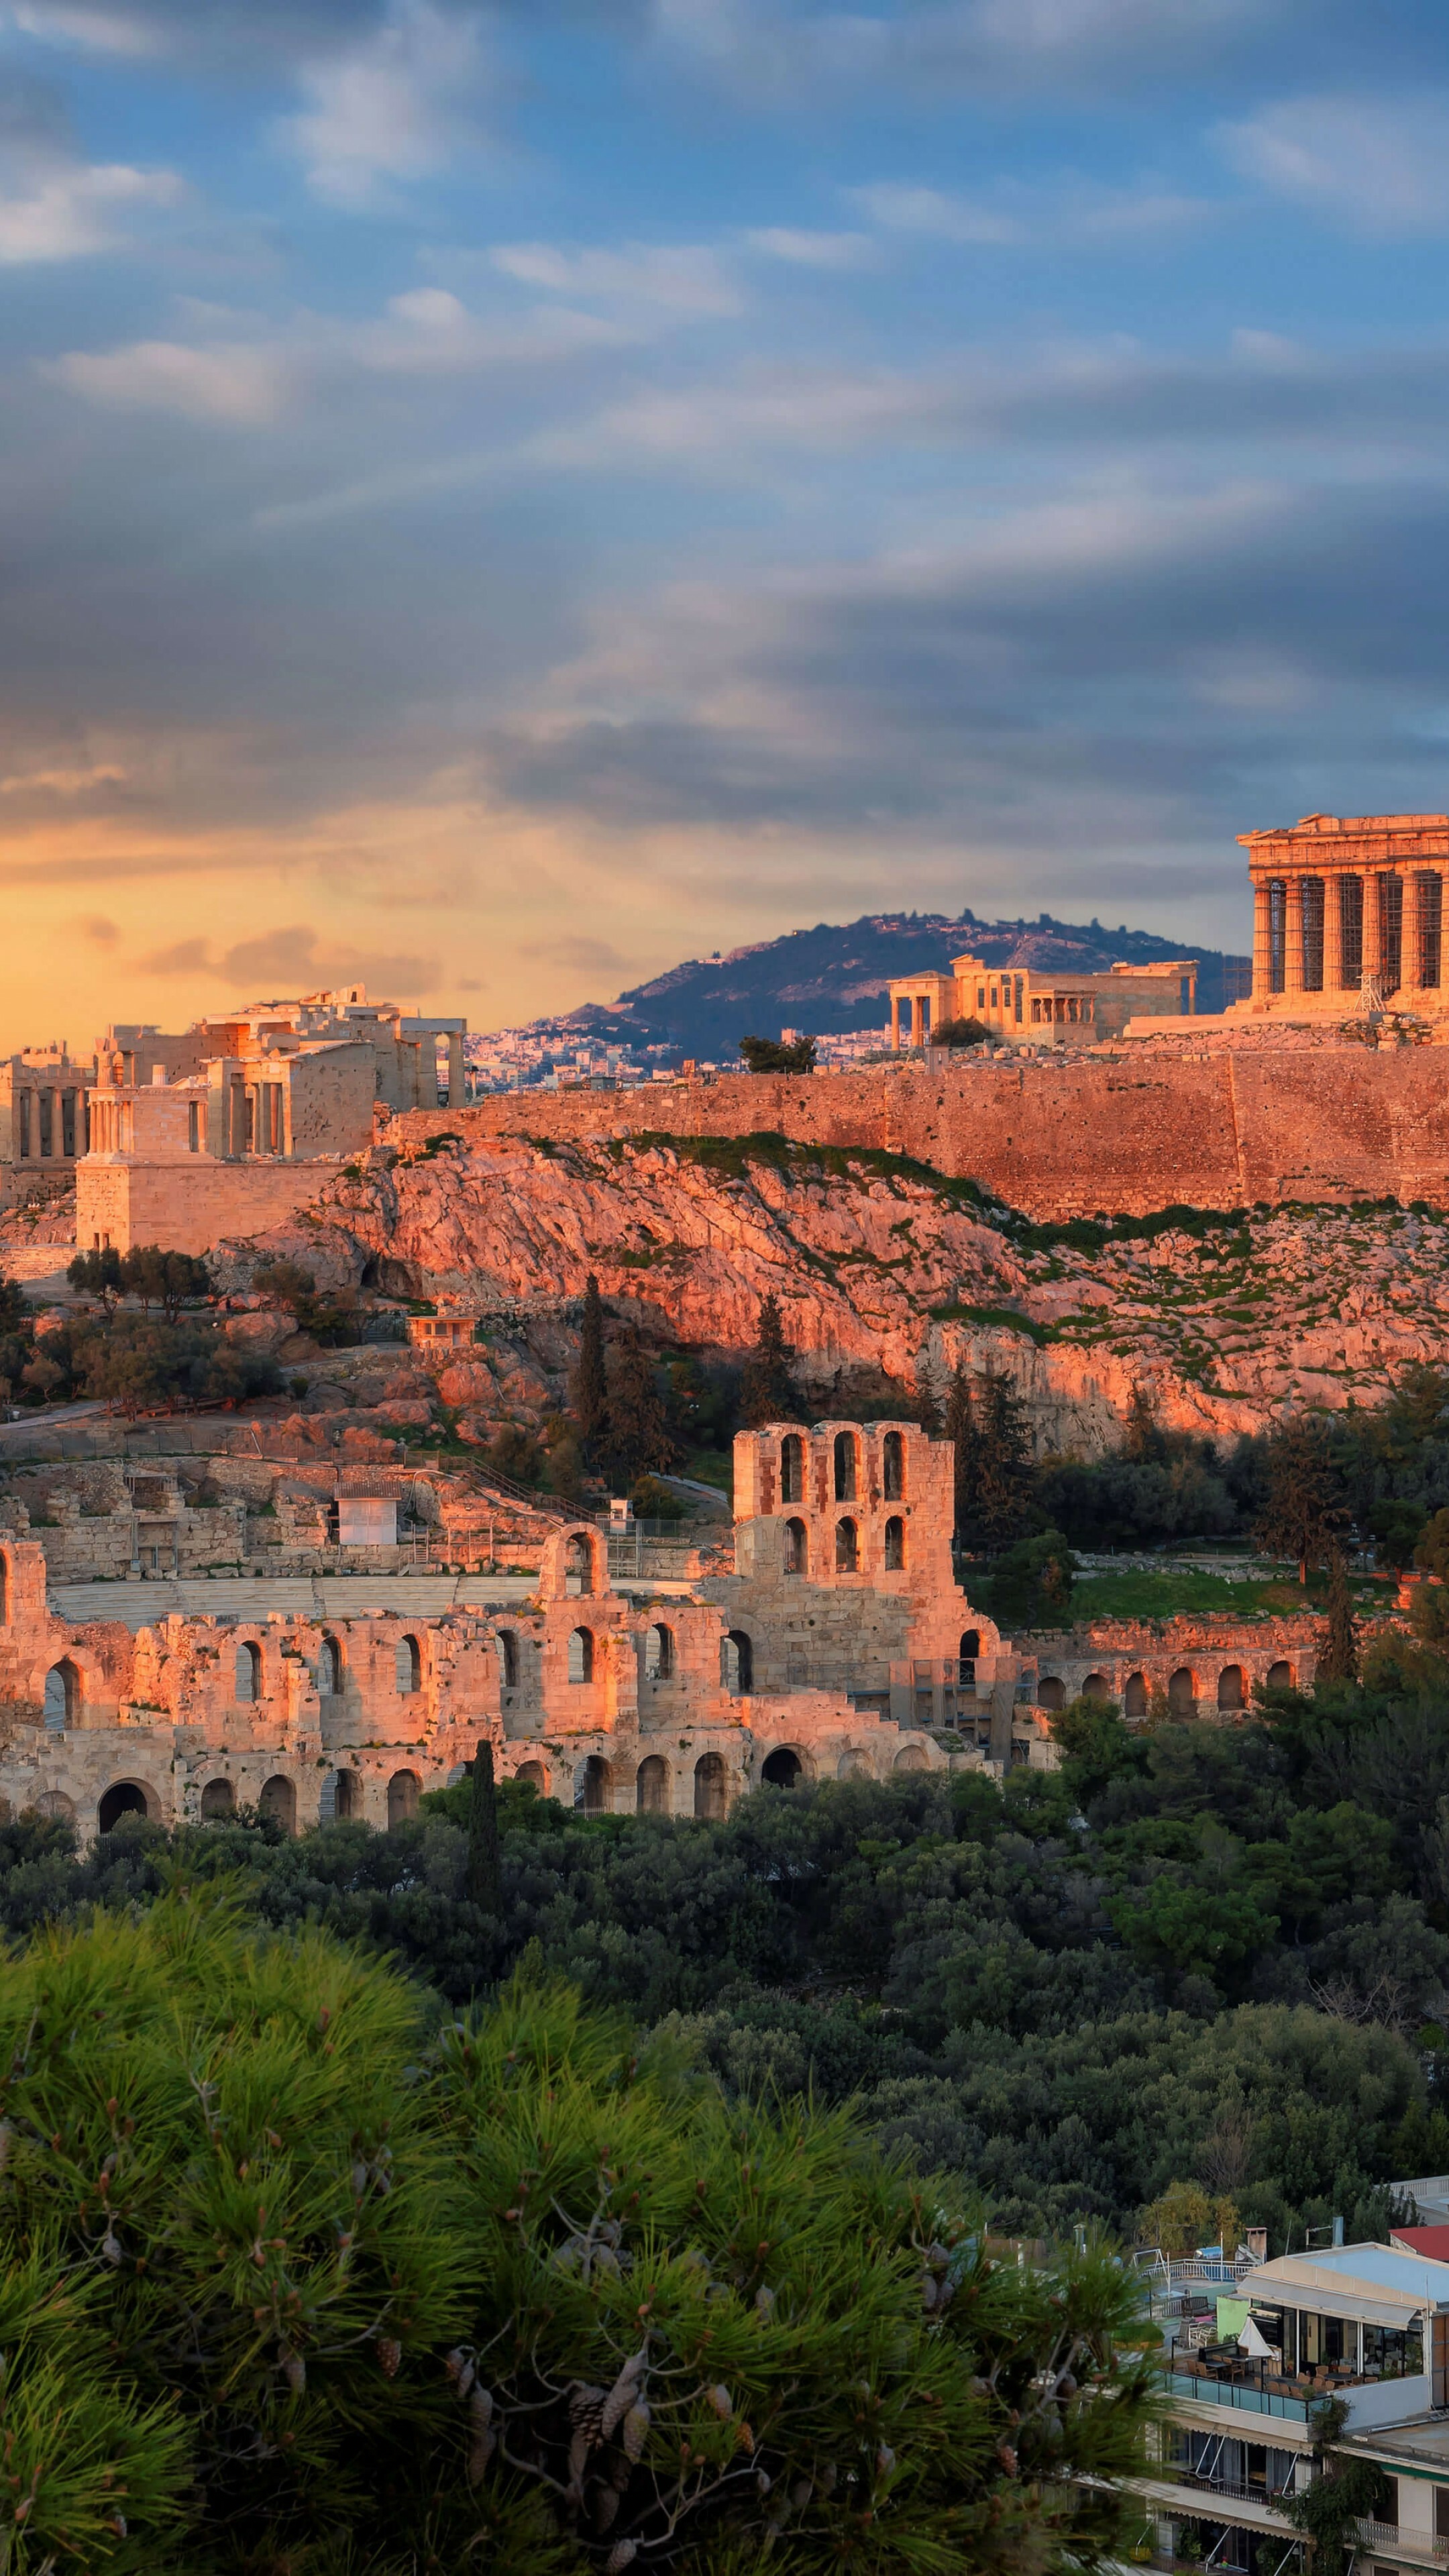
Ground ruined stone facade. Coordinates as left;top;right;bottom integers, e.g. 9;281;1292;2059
1239;811;1449;1017
888;951;1197;1050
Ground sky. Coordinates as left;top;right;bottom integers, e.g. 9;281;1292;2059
5;0;1449;1042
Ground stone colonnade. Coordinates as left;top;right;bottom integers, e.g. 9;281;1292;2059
1252;863;1446;1001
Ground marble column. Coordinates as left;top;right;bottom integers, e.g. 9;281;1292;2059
1283;876;1304;995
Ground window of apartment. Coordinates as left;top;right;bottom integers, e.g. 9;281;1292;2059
1362;2321;1423;2380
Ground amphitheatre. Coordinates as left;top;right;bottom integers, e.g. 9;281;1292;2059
5;808;1449;1838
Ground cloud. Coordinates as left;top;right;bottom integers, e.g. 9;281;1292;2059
0;760;129;797
744;226;875;268
854;176;1217;248
518;933;628;975
282;0;491;209
138;922;441;993
44;337;287;421
0;158;181;262
490;239;743;318
853;183;1026;245
1219;91;1449;233
75;913;120;945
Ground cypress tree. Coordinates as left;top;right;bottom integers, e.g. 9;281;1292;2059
467;1736;500;1913
957;1366;1035;1553
944;1357;976;1546
741;1293;795;1427
602;1330;678;1490
570;1273;608;1458
1317;1546;1359;1684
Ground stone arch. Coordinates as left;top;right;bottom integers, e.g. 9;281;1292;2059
568;1627;595;1684
1218;1664;1246;1712
515;1759;547;1795
884;1514;905;1571
721;1629;753;1693
395;1634;421;1695
1036;1675;1065;1712
1124;1671;1148;1718
1081;1671;1111;1700
260;1774;297;1835
564;1530;596;1597
894;1743;928;1772
34;1789;75;1825
318;1635;342;1697
1168;1666;1197;1715
835;1516;859;1574
783;1516;807;1575
694;1751;727;1819
637;1754;670;1813
496;1629;519;1688
1267;1660;1294;1690
235;1640;260;1703
833;1430;859;1501
200;1777;235;1820
959;1629;981;1684
578;1754;612;1814
882;1429;904;1501
761;1746;802;1788
838;1748;872;1778
780;1432;804;1505
644;1621;674;1681
42;1659;78;1731
98;1779;159;1832
388;1769;421;1828
331;1767;362;1821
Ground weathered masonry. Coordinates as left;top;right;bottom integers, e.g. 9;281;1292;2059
1240;812;1449;1014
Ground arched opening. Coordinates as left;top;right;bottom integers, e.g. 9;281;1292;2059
694;1752;727;1819
1124;1671;1148;1718
884;1515;905;1570
637;1754;670;1813
260;1774;297;1835
644;1622;674;1681
1082;1671;1111;1701
1168;1666;1196;1715
578;1754;612;1815
835;1516;859;1574
838;1748;871;1778
98;1781;152;1833
568;1627;595;1684
894;1743;928;1772
1036;1676;1065;1712
333;1768;362;1821
780;1433;804;1505
1218;1664;1246;1712
833;1430;858;1502
235;1640;260;1703
515;1759;547;1795
200;1778;235;1821
761;1747;801;1789
959;1629;981;1686
496;1629;519;1688
388;1769;421;1828
783;1516;807;1576
33;1789;75;1828
564;1532;594;1597
42;1660;78;1731
318;1636;341;1697
721;1629;753;1693
395;1635;421;1695
882;1430;904;1501
1267;1660;1294;1691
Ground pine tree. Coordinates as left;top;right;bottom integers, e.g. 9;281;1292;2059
914;1347;942;1436
1124;1383;1168;1463
1317;1546;1360;1684
741;1291;796;1427
1254;1415;1349;1585
468;1736;501;1912
602;1330;678;1489
944;1357;976;1546
959;1366;1036;1552
569;1272;608;1458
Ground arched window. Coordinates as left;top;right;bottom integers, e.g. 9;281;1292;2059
958;1629;981;1686
515;1760;547;1796
318;1636;341;1697
1082;1671;1110;1701
883;1515;904;1570
780;1433;804;1504
578;1754;612;1815
721;1630;753;1693
98;1781;152;1832
1168;1666;1196;1715
388;1769;421;1828
1218;1664;1245;1712
1036;1676;1065;1712
260;1774;297;1835
838;1749;871;1778
637;1754;670;1813
783;1517;807;1575
894;1743;928;1772
235;1641;260;1703
694;1752;727;1820
1267;1660;1293;1691
333;1768;361;1821
1124;1671;1148;1719
833;1430;857;1501
564;1532;594;1597
201;1778;235;1820
33;1789;75;1825
644;1623;674;1680
395;1634;421;1695
568;1627;594;1684
761;1747;801;1788
882;1430;904;1501
42;1660;78;1731
835;1516;859;1573
496;1629;519;1688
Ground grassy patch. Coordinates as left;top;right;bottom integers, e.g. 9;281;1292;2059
930;1301;1059;1345
1073;1569;1309;1621
684;1448;733;1495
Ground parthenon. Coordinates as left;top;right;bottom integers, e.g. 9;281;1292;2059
1239;811;1449;1012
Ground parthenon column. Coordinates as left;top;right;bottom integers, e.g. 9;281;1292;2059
1283;876;1304;996
1252;879;1273;1002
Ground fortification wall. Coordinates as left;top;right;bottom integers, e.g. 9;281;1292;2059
77;1158;339;1254
393;1046;1449;1218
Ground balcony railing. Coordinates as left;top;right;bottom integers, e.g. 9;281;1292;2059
1166;2471;1295;2509
1357;2524;1449;2561
1165;2371;1310;2422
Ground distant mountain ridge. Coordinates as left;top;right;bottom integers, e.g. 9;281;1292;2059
543;910;1251;1059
